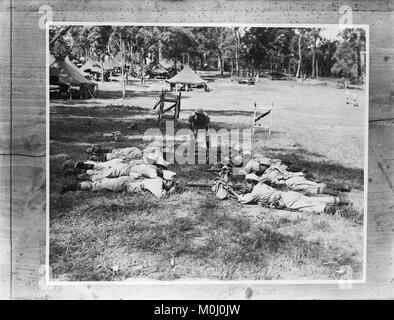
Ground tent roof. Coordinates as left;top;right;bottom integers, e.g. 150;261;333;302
65;56;91;77
50;57;95;86
102;57;122;70
49;54;56;67
152;66;168;74
148;62;169;74
81;58;102;73
166;65;206;85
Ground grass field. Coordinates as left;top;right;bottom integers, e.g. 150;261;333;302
49;74;365;281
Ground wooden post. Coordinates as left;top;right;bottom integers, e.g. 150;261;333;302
252;102;257;134
158;89;165;124
268;102;273;135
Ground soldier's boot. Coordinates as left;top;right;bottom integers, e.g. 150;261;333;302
331;193;352;206
73;161;95;174
60;182;81;194
326;182;351;193
320;186;339;196
324;205;337;215
93;147;112;155
76;173;91;181
338;195;352;206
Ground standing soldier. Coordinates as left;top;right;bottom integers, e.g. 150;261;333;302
188;108;211;160
188;108;210;138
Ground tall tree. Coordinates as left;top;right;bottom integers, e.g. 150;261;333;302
306;29;321;78
331;28;366;83
161;27;198;71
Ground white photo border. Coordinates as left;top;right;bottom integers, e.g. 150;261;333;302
45;21;369;287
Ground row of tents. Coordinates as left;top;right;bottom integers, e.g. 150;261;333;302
49;55;208;99
50;55;98;99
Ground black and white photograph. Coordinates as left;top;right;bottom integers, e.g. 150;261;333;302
47;23;367;283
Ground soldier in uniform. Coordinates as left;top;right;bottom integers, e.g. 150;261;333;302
228;174;348;214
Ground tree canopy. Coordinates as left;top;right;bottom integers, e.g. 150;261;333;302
50;25;366;83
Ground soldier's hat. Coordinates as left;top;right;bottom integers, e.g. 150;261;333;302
259;158;271;166
163;170;176;181
195;108;205;114
245;173;259;182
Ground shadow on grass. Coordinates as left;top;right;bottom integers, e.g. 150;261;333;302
50;112;239;146
202;109;254;117
51;104;152;117
97;89;192;100
261;147;364;190
50;99;103;105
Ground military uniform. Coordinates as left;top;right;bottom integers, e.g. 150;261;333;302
80;176;168;198
188;109;210;136
105;147;143;161
238;182;338;214
259;165;325;194
86;162;158;181
79;169;176;198
242;158;325;195
83;149;169;181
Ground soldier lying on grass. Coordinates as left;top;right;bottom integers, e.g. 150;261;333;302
242;156;350;195
85;146;143;162
60;169;177;199
85;145;167;163
72;154;170;182
226;174;350;215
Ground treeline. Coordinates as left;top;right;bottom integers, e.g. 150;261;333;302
50;26;366;83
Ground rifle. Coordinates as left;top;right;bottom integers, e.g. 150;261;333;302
205;168;245;176
185;182;245;190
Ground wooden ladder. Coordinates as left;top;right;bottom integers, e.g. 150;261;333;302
153;89;181;124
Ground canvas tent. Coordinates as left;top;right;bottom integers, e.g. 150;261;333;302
64;56;91;77
50;56;97;99
49;54;56;67
166;65;207;91
147;62;169;78
81;58;102;74
102;57;122;70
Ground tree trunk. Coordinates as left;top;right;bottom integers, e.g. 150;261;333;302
235;48;239;76
120;36;126;99
355;46;360;82
311;49;315;78
158;41;163;62
316;58;319;79
216;47;223;75
230;56;233;78
296;34;302;78
100;58;104;83
234;28;240;77
141;57;145;85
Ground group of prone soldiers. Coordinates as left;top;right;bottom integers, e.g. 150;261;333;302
60;144;351;215
210;150;351;215
61;146;177;199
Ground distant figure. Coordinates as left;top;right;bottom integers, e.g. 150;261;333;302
188;108;210;137
345;82;359;107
